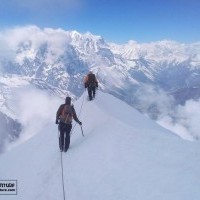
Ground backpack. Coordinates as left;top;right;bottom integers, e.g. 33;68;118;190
87;73;96;87
60;105;73;124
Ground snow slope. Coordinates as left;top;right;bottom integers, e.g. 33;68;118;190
0;92;200;200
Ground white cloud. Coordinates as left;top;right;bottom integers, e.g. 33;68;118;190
134;84;200;141
157;99;200;141
176;99;200;139
7;86;62;149
0;26;72;65
157;116;194;141
134;84;175;117
1;26;69;49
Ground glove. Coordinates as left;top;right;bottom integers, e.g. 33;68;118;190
78;121;82;126
56;119;59;124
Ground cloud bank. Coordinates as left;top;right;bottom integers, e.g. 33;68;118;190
157;99;200;141
0;25;72;66
134;84;200;141
6;86;62;150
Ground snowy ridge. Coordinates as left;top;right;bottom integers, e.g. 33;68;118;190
0;92;200;200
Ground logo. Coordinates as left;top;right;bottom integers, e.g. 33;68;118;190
0;180;17;195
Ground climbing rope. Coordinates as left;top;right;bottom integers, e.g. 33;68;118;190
60;151;66;200
58;129;66;200
71;90;86;135
58;90;86;200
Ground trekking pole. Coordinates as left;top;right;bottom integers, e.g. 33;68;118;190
80;125;84;137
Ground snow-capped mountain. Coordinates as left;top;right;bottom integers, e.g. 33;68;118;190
1;26;200;97
0;92;200;200
1;26;200;102
0;25;200;150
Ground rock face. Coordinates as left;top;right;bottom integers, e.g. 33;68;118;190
0;112;22;152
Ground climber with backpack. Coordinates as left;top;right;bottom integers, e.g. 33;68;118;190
84;71;98;101
56;96;82;152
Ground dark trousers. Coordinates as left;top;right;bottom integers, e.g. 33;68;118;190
87;86;96;100
59;122;72;152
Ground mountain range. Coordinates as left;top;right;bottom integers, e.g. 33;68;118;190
0;25;200;151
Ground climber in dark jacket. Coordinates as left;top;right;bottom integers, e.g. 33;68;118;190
84;71;98;101
56;96;82;152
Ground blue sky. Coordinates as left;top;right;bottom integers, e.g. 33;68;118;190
0;0;199;43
